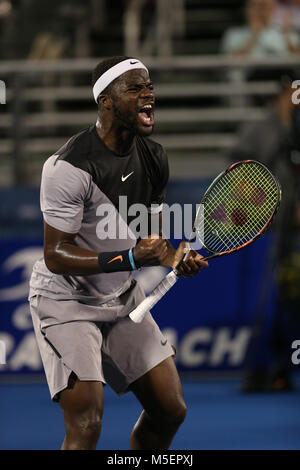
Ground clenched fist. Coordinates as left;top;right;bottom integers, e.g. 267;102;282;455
133;236;168;267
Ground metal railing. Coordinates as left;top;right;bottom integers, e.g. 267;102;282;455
1;54;300;185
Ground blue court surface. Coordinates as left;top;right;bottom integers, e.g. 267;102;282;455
0;375;299;450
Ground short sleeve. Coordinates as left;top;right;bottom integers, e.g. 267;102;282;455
220;29;237;54
148;146;169;214
40;156;91;233
220;28;247;54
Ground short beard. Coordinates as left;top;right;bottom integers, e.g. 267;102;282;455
112;101;138;134
111;101;153;137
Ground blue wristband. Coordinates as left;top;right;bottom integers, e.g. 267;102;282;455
129;248;137;270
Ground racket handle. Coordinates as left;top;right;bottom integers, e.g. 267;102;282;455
129;271;178;323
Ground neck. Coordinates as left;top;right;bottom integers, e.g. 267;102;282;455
96;118;136;155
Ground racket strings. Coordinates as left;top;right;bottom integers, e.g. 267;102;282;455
199;162;279;253
206;167;277;249
206;171;277;249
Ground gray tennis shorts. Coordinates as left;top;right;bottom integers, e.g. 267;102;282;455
29;292;174;402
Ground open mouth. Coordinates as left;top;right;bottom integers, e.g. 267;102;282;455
138;104;154;127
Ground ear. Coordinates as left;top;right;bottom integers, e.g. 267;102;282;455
98;94;112;110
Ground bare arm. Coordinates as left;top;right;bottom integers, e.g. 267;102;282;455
44;221;169;275
44;222;102;275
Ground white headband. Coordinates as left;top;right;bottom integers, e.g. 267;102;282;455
93;58;149;103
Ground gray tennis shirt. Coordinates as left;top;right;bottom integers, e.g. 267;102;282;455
29;125;169;308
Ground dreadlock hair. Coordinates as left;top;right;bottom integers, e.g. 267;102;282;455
92;56;131;98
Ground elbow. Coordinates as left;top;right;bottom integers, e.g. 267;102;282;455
44;249;64;275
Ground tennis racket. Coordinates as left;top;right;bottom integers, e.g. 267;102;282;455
129;159;281;323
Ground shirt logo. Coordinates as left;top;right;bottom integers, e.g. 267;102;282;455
108;255;123;264
130;60;139;64
121;171;134;182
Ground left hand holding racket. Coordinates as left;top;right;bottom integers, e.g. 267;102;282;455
170;242;208;277
129;160;281;323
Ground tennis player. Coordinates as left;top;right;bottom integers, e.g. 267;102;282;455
29;56;208;450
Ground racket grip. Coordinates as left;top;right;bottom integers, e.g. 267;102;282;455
129;271;178;323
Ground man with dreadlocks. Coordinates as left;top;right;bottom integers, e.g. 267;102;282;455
28;56;207;450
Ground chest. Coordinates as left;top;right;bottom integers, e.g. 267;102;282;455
89;150;153;211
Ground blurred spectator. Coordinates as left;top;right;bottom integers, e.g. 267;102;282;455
271;0;300;34
0;0;11;17
221;0;300;56
0;0;93;59
123;0;185;57
220;0;300;107
0;0;14;60
27;33;67;60
227;68;300;391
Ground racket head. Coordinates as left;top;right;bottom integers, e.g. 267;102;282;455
195;160;281;260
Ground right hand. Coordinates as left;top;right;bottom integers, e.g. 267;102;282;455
133;236;168;268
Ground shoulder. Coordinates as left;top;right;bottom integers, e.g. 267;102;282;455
136;135;168;168
41;129;94;197
137;134;165;152
136;136;169;193
42;126;95;182
54;126;95;173
221;26;249;41
221;26;250;52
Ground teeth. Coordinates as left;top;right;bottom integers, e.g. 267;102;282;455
141;104;152;110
